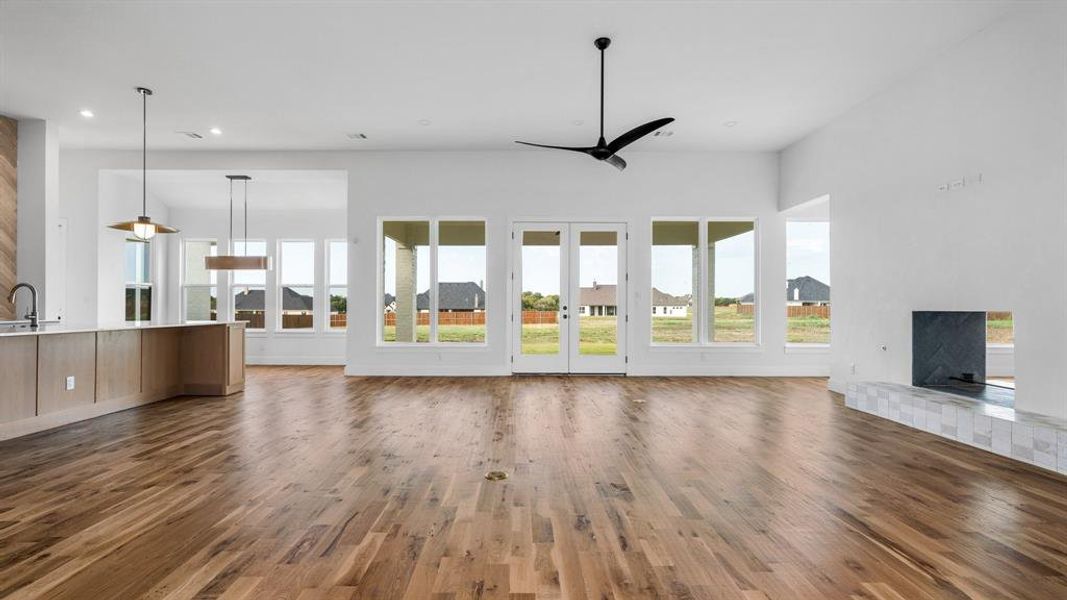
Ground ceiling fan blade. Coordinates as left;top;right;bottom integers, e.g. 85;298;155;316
515;141;596;155
606;117;675;153
604;154;627;171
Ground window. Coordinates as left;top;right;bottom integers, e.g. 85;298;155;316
786;221;830;344
327;240;347;331
183;239;217;322
381;219;486;344
651;221;698;343
651;219;758;345
708;220;756;343
124;239;151;321
279;240;315;330
437;221;486;343
233;240;267;330
987;311;1013;345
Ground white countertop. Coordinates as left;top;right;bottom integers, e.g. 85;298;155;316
0;320;244;338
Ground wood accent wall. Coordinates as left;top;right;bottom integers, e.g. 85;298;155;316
0;116;15;320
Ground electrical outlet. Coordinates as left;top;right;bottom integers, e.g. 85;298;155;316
65;376;75;391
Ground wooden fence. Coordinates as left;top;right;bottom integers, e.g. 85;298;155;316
735;304;831;318
383;311;489;326
235;312;347;329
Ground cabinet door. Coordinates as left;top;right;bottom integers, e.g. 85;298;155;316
227;324;245;387
0;336;38;422
96;330;142;403
37;333;96;415
142;328;182;400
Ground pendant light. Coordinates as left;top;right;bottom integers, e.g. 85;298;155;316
107;87;178;240
205;175;272;270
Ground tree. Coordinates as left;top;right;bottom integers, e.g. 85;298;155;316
330;294;347;314
522;291;559;311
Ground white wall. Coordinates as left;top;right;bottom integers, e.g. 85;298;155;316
96;171;170;323
58;149;831;377
164;207;347;365
780;6;1067;417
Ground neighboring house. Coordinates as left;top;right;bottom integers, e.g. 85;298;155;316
234;287;315;315
382;282;485;312
577;283;690;317
739;275;830;305
579;282;617;316
651;287;690;317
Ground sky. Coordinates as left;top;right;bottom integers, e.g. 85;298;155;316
380;222;830;302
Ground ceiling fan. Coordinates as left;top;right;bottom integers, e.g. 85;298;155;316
515;37;674;171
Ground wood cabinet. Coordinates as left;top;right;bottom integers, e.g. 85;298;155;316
0;323;246;441
142;327;183;400
96;330;142;403
37;333;97;415
0;336;37;422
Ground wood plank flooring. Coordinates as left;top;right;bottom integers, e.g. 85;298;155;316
1;367;1066;599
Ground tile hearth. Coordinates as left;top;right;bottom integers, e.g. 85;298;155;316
846;381;1067;475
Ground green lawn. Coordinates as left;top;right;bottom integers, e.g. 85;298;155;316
786;315;831;344
521;316;618;355
987;317;1014;344
652;307;757;343
383;325;485;343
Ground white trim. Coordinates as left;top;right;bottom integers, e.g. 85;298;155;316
248;355;346;366
276;238;317;332
784;343;831;354
628;365;831;377
345;363;510;377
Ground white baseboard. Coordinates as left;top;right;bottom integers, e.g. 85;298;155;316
344;364;510;376
627;364;831;377
248;355;346;366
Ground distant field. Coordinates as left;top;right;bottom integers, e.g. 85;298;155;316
521;316;617;355
382;325;485;343
987;316;1014;344
652;307;756;343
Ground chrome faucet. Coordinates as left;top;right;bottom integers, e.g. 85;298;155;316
7;283;39;328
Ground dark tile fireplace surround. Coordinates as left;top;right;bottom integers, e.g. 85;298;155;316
912;311;1014;407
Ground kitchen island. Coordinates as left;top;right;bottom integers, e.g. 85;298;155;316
0;321;245;441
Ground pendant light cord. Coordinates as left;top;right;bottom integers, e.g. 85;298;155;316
243;179;249;256
228;178;234;250
142;89;147;217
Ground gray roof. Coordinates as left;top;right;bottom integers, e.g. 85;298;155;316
651;287;690;307
739;275;830;303
234;287;314;312
580;283;616;306
382;282;485;310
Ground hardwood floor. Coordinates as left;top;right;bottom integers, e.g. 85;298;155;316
1;368;1066;599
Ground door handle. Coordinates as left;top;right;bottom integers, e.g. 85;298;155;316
561;305;568;319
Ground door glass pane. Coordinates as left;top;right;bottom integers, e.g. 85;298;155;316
520;230;561;355
438;221;486;343
382;221;430;343
651;221;698;343
578;231;617;355
708;221;756;342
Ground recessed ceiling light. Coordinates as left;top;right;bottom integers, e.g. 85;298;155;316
79;109;94;118
723;120;739;128
209;127;222;136
417;119;432;126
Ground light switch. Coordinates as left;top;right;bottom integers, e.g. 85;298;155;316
65;376;75;391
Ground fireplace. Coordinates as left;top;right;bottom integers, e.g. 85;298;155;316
912;311;1014;406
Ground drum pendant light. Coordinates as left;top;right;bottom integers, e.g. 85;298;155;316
107;87;178;240
205;175;272;270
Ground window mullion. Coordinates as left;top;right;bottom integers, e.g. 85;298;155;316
430;219;439;344
698;218;708;345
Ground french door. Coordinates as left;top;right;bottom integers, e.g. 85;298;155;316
512;222;627;373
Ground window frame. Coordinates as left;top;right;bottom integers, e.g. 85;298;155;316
124;238;153;322
230;238;269;332
784;218;831;348
276;238;317;333
181;238;219;324
325;238;348;334
376;216;488;348
649;216;760;349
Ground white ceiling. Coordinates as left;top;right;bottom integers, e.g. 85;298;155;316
1;1;1015;152
109;170;348;210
